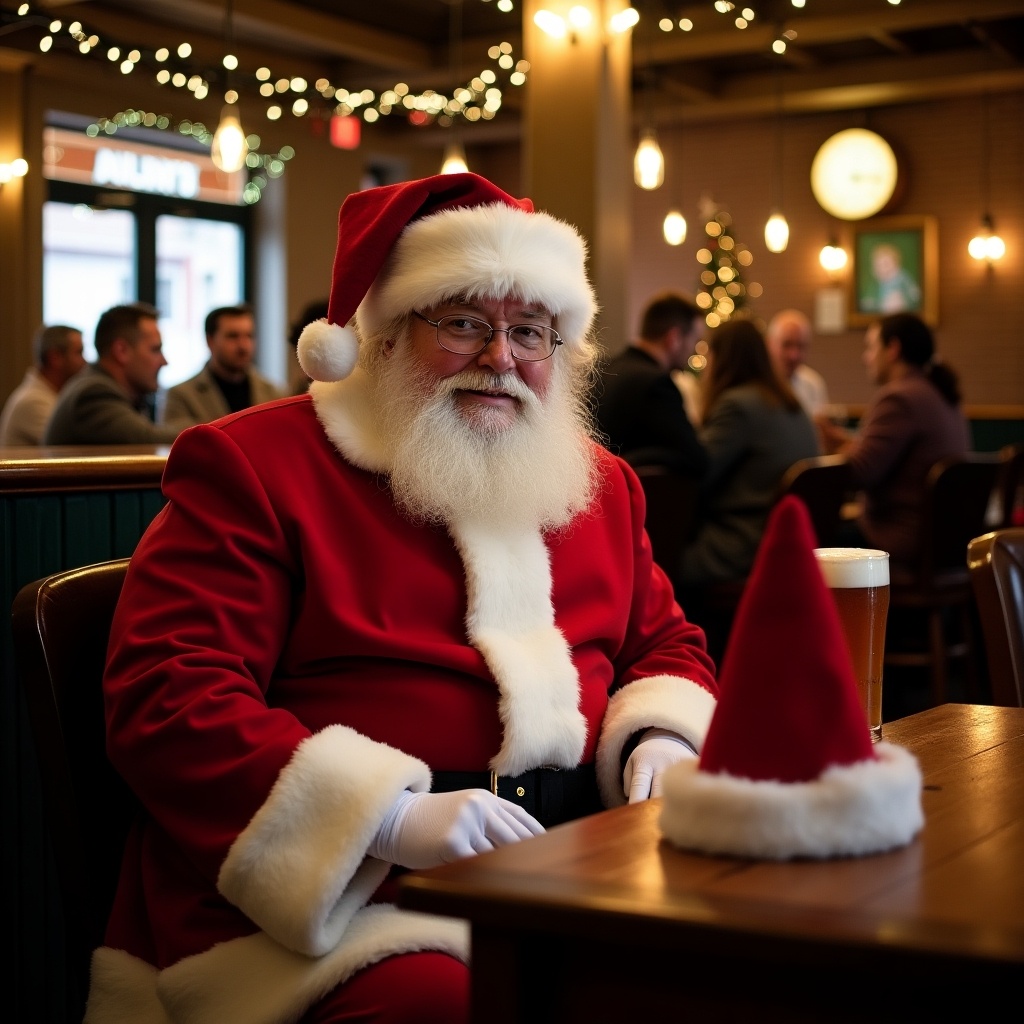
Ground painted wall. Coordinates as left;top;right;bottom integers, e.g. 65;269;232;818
626;91;1024;408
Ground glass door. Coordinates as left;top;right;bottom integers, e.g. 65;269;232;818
156;215;245;386
43;179;251;388
42;202;136;362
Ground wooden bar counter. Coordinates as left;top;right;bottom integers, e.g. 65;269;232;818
400;704;1024;1021
0;443;170;492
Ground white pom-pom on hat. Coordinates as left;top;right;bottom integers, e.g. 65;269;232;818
297;320;359;383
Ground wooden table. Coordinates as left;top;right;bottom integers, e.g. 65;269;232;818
400;704;1024;1021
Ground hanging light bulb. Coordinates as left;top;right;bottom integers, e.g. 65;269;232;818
211;104;247;172
441;140;468;175
968;215;1005;262
609;7;640;34
663;209;687;246
634;130;664;190
764;211;789;253
534;10;567;38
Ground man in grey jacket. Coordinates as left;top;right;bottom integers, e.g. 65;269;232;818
161;304;284;427
44;303;183;446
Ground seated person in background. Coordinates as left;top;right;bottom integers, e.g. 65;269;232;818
678;318;819;590
89;173;718;1024
765;308;830;420
0;323;86;445
162;304;284;426
43;303;183;445
287;298;330;395
594;291;708;476
816;312;970;567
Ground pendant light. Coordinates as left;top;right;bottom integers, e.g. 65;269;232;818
440;1;469;175
663;209;687;246
634;57;663;191
211;0;248;173
764;62;788;253
662;126;686;245
634;130;664;190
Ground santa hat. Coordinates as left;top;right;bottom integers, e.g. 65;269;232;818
298;172;598;382
660;496;923;860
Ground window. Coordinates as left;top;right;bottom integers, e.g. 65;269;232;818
42;116;251;388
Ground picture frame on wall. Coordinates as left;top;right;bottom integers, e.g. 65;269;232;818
848;214;938;327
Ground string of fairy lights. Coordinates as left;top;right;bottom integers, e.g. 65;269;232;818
6;0;909;212
6;2;527;201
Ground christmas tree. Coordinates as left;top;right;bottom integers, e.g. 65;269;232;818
693;194;758;329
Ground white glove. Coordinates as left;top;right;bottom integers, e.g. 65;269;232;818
368;788;545;869
623;728;697;804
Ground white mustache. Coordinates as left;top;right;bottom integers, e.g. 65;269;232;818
435;370;537;405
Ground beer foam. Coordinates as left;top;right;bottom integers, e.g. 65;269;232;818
813;547;890;588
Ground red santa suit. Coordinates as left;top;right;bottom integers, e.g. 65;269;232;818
86;173;718;1023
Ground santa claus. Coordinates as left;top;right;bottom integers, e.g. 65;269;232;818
89;174;718;1023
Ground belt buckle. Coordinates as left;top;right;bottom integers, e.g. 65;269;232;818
491;770;530;800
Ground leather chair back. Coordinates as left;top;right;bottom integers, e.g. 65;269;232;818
778;454;852;548
968;528;1024;707
997;442;1024;528
11;558;135;1016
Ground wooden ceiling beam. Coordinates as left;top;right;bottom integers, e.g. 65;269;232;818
637;0;1024;69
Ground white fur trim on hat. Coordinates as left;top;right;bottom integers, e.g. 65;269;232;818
357;202;597;352
659;741;923;860
298;320;360;384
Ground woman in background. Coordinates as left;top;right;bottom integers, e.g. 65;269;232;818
678;318;818;589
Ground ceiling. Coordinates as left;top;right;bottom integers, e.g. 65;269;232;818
4;0;1024;142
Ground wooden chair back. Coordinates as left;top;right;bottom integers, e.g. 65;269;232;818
915;453;1002;583
628;461;700;581
778;454;852;548
884;453;1002;706
10;558;136;1017
967;528;1024;707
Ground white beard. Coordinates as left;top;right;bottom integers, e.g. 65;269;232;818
374;345;599;531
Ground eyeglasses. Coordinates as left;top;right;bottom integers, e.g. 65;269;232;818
412;310;563;362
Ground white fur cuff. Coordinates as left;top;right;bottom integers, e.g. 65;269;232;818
659;741;923;860
595;675;717;808
218;725;431;956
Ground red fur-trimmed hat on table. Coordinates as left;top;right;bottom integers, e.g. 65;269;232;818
660;496;923;860
298;172;598;383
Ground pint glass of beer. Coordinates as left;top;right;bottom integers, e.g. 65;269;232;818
813;548;890;743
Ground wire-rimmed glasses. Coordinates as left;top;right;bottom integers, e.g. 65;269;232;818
412;310;562;362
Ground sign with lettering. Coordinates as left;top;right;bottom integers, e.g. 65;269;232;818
43;126;244;204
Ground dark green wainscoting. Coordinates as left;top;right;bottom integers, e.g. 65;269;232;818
1;447;168;1024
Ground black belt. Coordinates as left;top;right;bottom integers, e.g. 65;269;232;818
431;763;601;829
